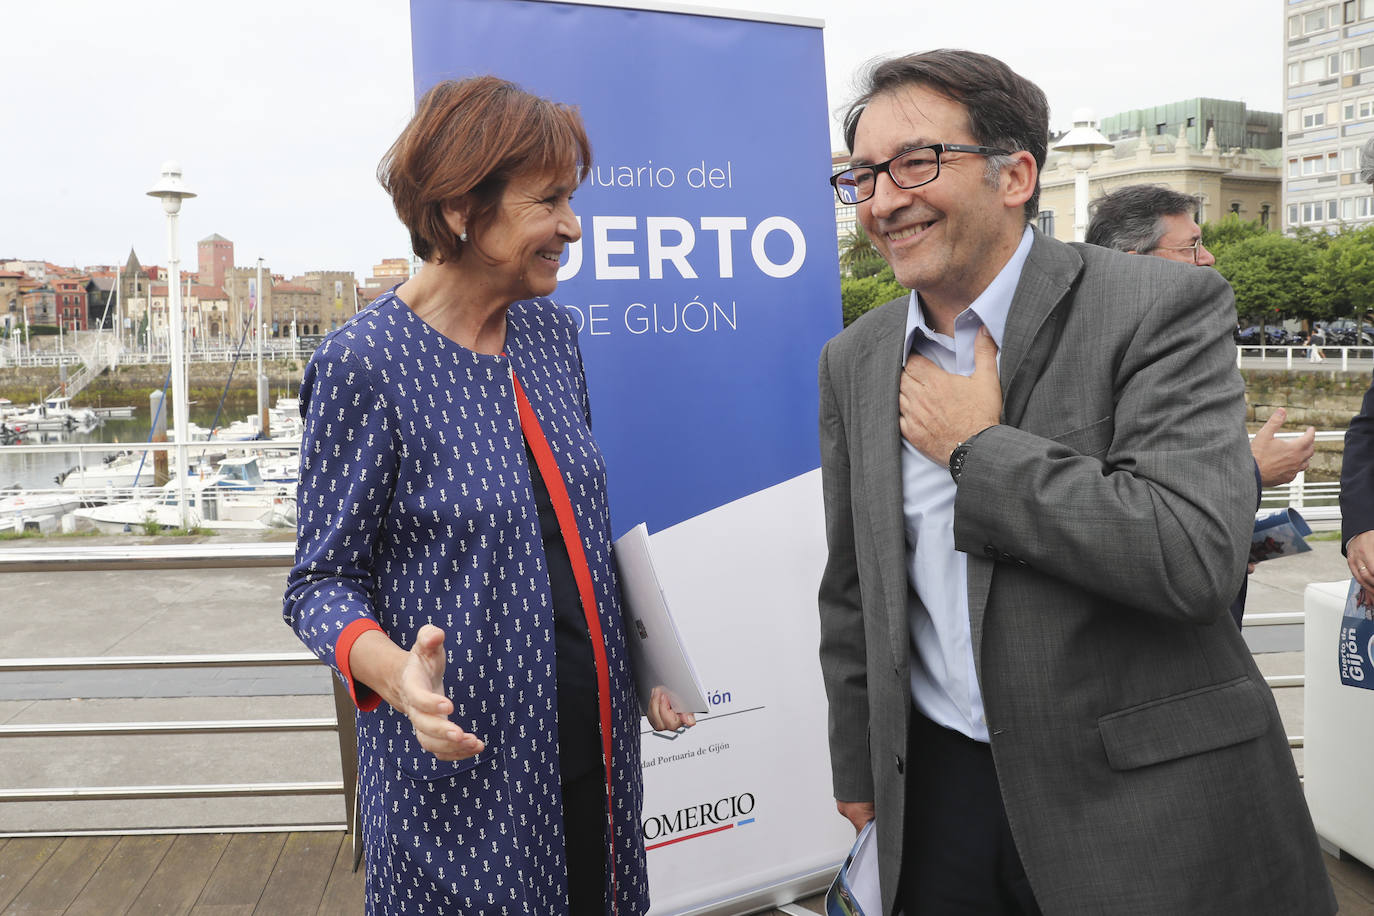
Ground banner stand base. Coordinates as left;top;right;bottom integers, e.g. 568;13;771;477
662;862;840;916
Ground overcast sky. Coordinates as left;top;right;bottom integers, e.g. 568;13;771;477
1;0;1280;281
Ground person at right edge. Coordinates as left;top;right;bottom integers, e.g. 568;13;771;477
818;48;1335;915
1342;136;1374;595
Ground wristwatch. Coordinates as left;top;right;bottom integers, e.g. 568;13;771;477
948;428;989;483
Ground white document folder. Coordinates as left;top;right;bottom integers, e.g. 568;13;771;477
612;522;709;716
825;819;880;916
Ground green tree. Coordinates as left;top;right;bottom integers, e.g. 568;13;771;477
840;264;905;326
1213;233;1319;329
1305;223;1374;328
848;256;890;279
1201;216;1267;261
838;228;879;277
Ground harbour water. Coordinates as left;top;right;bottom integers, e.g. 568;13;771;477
0;397;269;491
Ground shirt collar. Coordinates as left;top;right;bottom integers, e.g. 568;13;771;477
902;224;1035;360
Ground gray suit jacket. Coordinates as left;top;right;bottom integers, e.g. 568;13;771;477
817;231;1334;915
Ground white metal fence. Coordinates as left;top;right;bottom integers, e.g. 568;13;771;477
1237;344;1374;371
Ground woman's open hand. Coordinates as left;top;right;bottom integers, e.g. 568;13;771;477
398;624;485;761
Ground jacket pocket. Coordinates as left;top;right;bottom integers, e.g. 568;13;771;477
394;742;500;783
1097;676;1270;771
1048;415;1113;458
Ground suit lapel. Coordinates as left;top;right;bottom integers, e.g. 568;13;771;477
968;233;1084;658
857;297;916;675
998;232;1084;427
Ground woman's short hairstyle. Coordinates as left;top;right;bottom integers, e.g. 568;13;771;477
378;76;592;264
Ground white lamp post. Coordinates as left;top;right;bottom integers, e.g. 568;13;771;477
256;257;269;436
147;161;197;529
1051;108;1113;242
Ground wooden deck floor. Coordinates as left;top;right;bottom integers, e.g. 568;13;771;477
0;832;362;915
1;832;1371;915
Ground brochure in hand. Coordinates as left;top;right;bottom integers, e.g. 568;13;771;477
612;523;709;716
826;819;880;916
1249;508;1312;565
1339;578;1374;690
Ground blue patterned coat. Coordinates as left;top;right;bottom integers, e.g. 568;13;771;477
283;292;648;915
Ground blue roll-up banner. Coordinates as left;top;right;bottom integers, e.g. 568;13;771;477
409;0;851;911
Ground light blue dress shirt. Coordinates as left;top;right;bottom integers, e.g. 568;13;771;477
901;225;1034;743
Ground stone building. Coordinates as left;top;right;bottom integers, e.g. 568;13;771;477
270;282;322;337
21;283;56;326
129;283;231;346
1038;126;1281;241
0;272;23;334
294;270;357;334
222;265;275;343
197;233;234;291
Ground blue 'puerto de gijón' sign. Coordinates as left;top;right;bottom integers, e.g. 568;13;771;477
409;0;842;535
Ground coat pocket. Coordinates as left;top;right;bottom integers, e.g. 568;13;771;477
1097;676;1271;771
394;742;500;783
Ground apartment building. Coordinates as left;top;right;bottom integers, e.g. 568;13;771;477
1283;0;1374;230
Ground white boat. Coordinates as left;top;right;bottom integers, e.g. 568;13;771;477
73;456;294;533
199;456;296;528
255;453;300;484
4;396;100;431
74;497;203;535
203;418;262;441
58;450;192;491
0;487;83;522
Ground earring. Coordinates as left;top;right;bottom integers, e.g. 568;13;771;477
459;230;468;243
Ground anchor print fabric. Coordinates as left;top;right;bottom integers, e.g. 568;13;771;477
283;291;647;915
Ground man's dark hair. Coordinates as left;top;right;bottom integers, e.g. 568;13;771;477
1085;185;1200;253
841;49;1049;221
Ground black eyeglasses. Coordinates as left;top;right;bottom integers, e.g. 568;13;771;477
830;143;1012;205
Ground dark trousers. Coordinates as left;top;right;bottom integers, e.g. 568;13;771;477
898;710;1043;915
561;767;607;914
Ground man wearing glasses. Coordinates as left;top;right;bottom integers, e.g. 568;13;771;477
817;49;1333;915
1084;184;1318;627
1083;183;1216;265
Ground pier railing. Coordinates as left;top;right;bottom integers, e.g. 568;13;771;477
1236;344;1374;370
0;529;1311;844
0;427;1329;836
0;542;358;867
0;430;1339;517
1;440;301;524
